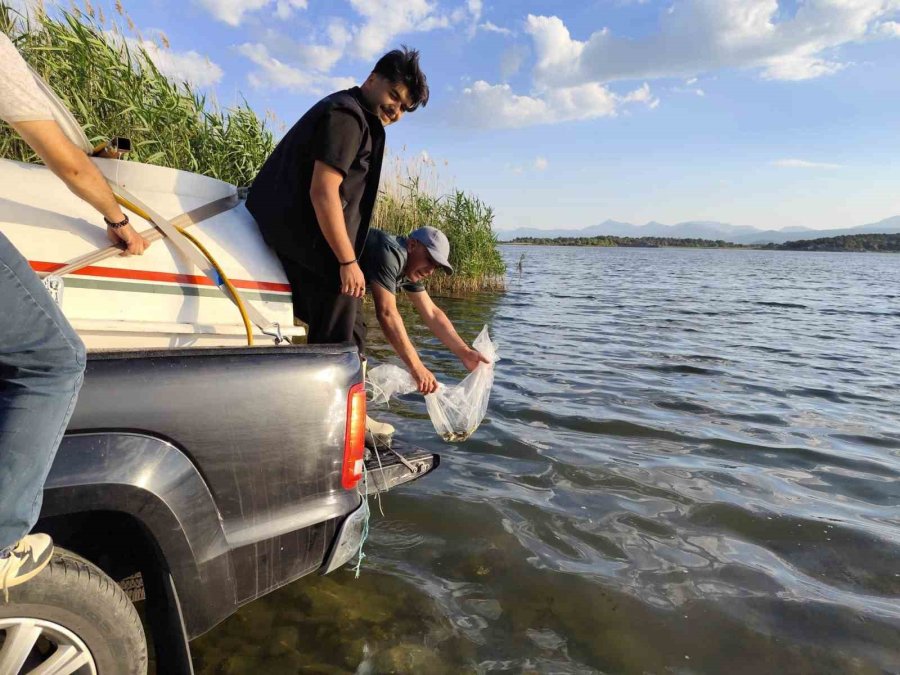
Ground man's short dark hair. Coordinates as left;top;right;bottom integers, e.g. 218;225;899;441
373;46;429;111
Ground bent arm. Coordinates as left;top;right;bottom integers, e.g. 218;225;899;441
372;283;426;372
11;120;126;223
309;160;357;264
407;290;469;357
408;290;490;371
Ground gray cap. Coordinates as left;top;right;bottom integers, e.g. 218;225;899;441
409;226;453;275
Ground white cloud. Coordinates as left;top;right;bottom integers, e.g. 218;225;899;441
761;54;845;81
466;1;899;129
275;0;308;20
460;80;658;128
771;158;842;169
467;0;483;22
291;43;344;73
139;40;224;87
238;43;309;89
236;43;354;93
480;21;514;36
534;156;548;171
205;0;452;86
195;0;306;25
460;82;567;129
348;0;453;60
525;1;900;86
196;0;271;26
329;76;361;91
671;84;706;96
292;19;352;72
526;15;587;82
251;17;352;75
876;20;900;37
106;31;224;87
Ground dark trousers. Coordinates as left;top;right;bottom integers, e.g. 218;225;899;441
279;256;367;354
0;232;85;553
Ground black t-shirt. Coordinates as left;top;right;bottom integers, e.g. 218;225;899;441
359;229;425;295
245;87;385;287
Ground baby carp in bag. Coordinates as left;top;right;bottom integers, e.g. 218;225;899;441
368;326;499;442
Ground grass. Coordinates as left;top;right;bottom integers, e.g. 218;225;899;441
0;1;506;293
0;1;274;187
373;152;506;293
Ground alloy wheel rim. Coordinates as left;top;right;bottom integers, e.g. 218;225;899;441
0;617;97;675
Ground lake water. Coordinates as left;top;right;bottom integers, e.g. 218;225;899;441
192;246;900;674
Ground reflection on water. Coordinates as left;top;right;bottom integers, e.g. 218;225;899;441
192;247;900;673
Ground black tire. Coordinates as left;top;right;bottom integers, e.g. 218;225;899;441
0;547;148;674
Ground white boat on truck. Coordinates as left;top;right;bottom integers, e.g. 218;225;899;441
0;155;303;349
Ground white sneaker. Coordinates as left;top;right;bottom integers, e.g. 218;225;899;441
365;415;395;448
0;533;54;602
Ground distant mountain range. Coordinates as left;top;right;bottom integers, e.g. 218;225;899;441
498;215;900;245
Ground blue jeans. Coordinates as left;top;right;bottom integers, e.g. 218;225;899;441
0;231;85;554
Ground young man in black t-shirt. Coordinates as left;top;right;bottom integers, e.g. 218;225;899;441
246;47;429;349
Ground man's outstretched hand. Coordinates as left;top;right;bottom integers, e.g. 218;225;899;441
460;347;491;372
411;364;438;394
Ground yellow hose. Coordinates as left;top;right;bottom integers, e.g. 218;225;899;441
114;195;255;346
178;228;255;346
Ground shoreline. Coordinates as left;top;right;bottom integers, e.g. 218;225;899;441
498;233;900;253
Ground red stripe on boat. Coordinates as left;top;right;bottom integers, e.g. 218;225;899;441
29;260;291;293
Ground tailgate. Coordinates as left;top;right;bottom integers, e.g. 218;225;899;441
363;439;440;494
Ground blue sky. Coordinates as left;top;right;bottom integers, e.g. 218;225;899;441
21;0;900;232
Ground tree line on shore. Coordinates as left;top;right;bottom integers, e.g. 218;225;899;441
760;233;900;252
507;233;900;252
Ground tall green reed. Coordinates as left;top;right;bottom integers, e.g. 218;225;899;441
0;1;274;186
373;152;506;293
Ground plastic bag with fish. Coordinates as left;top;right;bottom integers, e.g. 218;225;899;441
367;325;499;442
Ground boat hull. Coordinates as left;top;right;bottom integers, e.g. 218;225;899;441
0;158;304;349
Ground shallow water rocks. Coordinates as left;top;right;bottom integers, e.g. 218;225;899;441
371;643;450;674
463;598;503;621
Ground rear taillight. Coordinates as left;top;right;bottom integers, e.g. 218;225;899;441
342;382;367;490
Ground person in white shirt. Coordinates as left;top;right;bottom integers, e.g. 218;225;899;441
0;32;149;598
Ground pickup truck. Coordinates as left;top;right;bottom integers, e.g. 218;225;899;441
0;343;438;674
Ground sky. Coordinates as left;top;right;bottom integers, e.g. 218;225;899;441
15;0;900;232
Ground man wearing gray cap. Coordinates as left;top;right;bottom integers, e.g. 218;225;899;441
358;226;490;395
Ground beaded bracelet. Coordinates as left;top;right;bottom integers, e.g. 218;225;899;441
104;214;130;230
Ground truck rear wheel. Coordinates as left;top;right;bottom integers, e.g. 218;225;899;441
0;547;147;674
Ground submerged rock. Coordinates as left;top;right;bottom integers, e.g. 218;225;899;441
526;628;567;652
463;598;503;621
371;643;450;674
